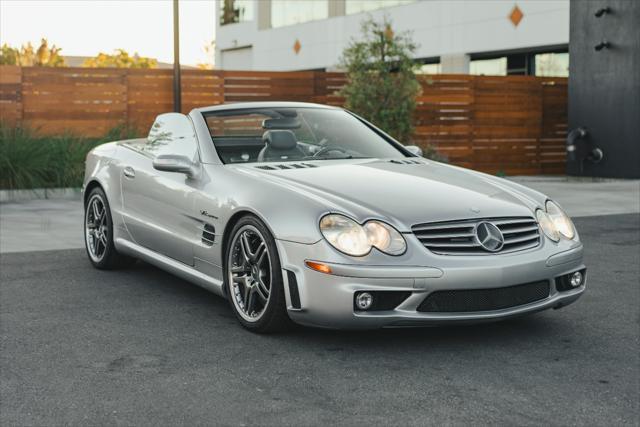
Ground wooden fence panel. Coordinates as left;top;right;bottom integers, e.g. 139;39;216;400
220;70;317;103
539;78;568;174
20;67;127;137
471;76;543;175
126;69;173;134
0;66;568;175
0;66;22;127
415;75;475;169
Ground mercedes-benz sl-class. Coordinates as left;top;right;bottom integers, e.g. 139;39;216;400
83;102;585;332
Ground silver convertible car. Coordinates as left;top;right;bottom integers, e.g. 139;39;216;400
83;102;586;332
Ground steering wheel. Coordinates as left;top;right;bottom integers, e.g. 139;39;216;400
313;145;350;158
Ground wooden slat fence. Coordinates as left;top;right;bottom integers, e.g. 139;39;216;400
0;66;567;175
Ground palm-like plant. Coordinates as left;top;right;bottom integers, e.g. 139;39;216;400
0;124;139;190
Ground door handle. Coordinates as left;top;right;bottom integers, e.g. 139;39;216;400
123;166;136;179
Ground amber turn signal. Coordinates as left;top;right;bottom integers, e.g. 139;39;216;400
305;260;332;274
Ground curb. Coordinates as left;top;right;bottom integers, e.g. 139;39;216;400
0;188;82;203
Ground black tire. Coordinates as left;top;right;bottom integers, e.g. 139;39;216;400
224;215;292;333
84;187;135;270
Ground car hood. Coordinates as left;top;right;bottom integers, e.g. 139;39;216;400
234;159;544;232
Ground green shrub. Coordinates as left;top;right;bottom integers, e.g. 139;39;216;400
340;17;421;144
0;126;51;189
0;124;139;190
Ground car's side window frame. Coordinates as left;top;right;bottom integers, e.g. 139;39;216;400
137;113;202;163
204;110;274;164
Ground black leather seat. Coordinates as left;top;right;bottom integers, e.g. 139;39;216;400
257;130;305;162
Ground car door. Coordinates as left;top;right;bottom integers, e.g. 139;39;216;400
120;113;200;265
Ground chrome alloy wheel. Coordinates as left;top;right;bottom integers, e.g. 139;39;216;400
85;194;108;262
228;225;273;322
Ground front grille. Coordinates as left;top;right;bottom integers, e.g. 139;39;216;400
417;280;550;313
412;217;540;255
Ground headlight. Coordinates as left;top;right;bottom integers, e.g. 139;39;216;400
546;200;576;239
536;209;560;242
536;201;576;242
364;221;406;255
320;214;406;256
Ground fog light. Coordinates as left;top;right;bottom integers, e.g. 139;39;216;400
570;271;583;288
355;292;373;310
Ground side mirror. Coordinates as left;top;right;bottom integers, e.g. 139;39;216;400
153;154;198;178
405;145;423;157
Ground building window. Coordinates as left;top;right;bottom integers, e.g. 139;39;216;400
535;52;569;77
417;62;441;75
345;0;415;15
470;57;507;76
220;0;254;25
271;0;328;28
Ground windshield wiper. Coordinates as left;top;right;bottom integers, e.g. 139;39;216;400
306;156;370;161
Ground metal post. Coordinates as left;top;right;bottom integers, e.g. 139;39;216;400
173;0;181;112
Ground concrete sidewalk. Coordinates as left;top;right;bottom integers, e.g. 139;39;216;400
510;176;640;217
0;199;83;254
1;178;638;253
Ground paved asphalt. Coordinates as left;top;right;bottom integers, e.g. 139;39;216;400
1;214;638;426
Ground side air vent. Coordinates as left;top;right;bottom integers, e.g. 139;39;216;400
201;224;215;246
390;159;424;165
286;270;301;309
255;163;318;171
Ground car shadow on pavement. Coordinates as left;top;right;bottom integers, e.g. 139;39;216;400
129;258;573;353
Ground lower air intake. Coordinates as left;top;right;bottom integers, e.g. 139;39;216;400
417;280;550;313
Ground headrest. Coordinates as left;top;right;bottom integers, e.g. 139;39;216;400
262;130;297;150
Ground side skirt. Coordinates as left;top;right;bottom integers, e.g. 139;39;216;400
115;238;225;297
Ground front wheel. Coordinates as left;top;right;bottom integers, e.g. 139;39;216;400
84;187;135;269
225;216;291;333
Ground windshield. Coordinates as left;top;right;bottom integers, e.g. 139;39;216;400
202;107;407;164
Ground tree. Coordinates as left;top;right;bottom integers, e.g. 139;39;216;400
83;49;157;68
0;45;18;65
0;39;65;67
197;40;215;70
340;17;421;144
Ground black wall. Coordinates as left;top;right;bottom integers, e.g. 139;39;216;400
568;0;640;178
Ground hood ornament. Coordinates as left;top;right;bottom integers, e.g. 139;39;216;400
475;222;504;252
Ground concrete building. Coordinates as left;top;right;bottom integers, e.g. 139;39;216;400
215;0;570;76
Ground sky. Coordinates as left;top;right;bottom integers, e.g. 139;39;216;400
0;0;216;66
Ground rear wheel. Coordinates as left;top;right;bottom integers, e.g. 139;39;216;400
225;216;291;333
84;187;135;269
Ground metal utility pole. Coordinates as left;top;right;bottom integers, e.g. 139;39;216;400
172;0;181;112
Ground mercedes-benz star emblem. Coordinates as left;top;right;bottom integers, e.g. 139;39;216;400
475;221;504;252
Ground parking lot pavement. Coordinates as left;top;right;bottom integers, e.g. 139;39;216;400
1;214;638;426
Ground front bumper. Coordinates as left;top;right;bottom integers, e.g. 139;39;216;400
276;238;586;329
